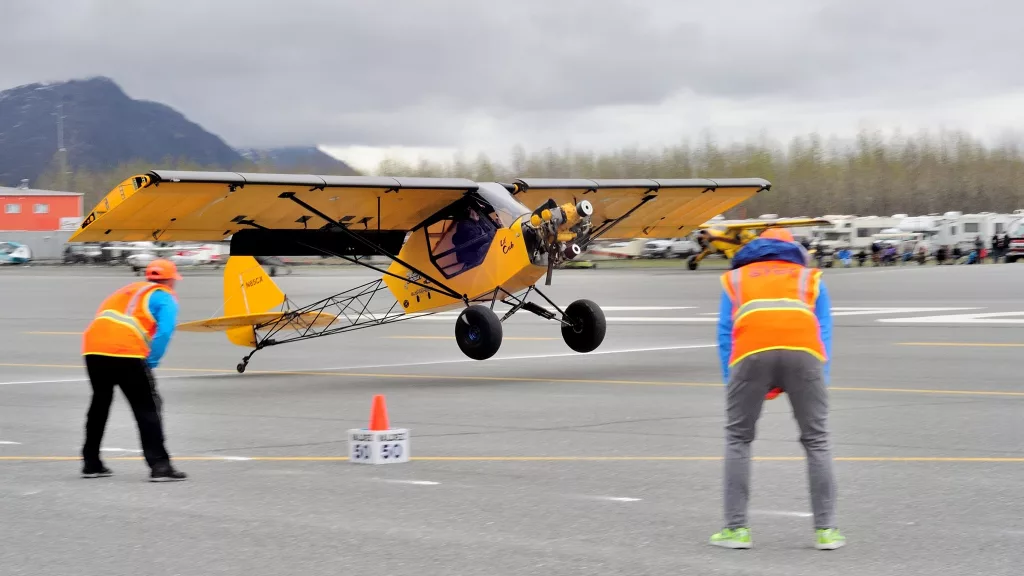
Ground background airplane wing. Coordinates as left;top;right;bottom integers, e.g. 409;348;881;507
68;170;477;242
700;217;833;231
509;178;770;239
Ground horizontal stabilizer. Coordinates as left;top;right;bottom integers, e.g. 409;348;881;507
177;311;339;333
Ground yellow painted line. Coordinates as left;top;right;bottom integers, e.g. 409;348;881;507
383;336;559;341
1;456;1023;463
898;342;1024;348
1;363;1022;397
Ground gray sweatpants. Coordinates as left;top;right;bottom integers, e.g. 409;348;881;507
724;349;837;529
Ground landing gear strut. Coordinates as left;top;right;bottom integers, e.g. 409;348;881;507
237;348;262;373
453;287;606;360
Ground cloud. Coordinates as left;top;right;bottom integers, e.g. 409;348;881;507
3;0;1023;156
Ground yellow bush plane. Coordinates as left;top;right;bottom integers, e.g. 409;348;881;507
686;216;832;270
68;171;770;372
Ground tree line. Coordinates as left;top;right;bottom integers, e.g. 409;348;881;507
34;129;1024;219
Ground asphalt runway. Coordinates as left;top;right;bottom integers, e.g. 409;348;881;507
1;262;1022;575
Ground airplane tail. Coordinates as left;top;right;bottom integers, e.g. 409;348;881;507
176;256;340;348
223;256;286;316
222;256;286;347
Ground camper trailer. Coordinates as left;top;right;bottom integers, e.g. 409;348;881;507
811;215;905;251
899;212;1017;252
1004;214;1024;263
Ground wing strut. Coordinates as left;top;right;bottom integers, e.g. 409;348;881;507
580;192;657;248
278;192;465;301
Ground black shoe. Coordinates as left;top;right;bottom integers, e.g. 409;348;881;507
149;466;187;482
82;463;112;478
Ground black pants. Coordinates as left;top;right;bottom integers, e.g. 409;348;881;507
82;354;171;469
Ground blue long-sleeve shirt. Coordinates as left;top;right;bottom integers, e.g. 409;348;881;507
146;289;178;369
716;238;833;385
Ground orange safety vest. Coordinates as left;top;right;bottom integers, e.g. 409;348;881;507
721;260;826;367
82;281;174;359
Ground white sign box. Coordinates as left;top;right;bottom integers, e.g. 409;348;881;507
348;428;410;464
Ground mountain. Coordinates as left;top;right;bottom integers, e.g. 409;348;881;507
0;76;247;187
237;146;357;175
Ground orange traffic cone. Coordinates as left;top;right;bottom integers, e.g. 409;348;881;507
369;394;390;430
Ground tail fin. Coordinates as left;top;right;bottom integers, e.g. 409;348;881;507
223;256;285;347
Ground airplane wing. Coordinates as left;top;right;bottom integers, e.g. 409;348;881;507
68;170;478;243
697;217;833;231
509;178;771;239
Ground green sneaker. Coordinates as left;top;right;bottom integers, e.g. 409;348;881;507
815;528;846;550
709;527;752;549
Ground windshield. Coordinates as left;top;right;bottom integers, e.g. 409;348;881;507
475;182;532;228
1011;218;1024;237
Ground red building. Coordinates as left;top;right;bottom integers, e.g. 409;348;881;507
0;184;83;231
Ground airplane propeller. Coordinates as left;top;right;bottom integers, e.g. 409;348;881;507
524;198;594;285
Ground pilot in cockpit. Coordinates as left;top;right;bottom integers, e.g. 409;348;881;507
452;205;496;268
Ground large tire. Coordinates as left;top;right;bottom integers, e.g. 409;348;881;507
561;299;606;353
455;305;503;360
687;255;699;270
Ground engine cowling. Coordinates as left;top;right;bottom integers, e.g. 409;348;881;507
522;198;594;276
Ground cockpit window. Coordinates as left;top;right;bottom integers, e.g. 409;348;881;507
426;202;498;279
475;182;532;228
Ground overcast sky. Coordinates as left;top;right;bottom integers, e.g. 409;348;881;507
4;0;1023;172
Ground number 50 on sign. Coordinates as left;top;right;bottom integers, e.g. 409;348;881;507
347;429;410;464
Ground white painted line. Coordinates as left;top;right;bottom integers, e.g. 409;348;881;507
591;496;642;502
832;307;982;317
0;377;90;386
413;315;716;323
831;307;975;311
217;456;252;461
317;344;718;371
751;509;812;518
604;317;717;322
381;479;440;486
0;441;21;445
0;344;717;387
100;447;142;453
186;343;718;378
588;306;697;311
879;311;1024;324
695;307;983;319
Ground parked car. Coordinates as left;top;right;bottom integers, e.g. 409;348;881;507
669;239;700;258
642;239;674;258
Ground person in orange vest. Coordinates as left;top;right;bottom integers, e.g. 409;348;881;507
709;228;844;550
80;259;187;482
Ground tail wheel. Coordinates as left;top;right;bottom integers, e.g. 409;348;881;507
455;305;503;360
561;299;606;353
